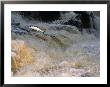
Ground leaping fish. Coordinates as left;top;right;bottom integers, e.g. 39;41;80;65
29;26;45;33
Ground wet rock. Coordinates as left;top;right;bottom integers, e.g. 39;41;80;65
64;19;82;31
11;23;20;26
74;11;91;28
19;11;60;22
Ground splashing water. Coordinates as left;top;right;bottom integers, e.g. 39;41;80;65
11;12;100;77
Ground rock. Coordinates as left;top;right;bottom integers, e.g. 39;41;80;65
64;19;82;31
19;11;60;22
11;23;20;26
74;11;91;28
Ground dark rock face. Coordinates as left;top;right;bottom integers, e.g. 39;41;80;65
19;11;35;19
62;11;94;32
64;19;82;32
19;11;60;22
64;20;81;27
74;11;91;28
38;11;60;22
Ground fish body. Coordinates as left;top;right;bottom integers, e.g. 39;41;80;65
29;26;44;33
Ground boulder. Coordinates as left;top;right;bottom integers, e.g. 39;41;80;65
19;11;60;22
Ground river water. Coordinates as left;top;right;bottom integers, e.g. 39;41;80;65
11;12;100;77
